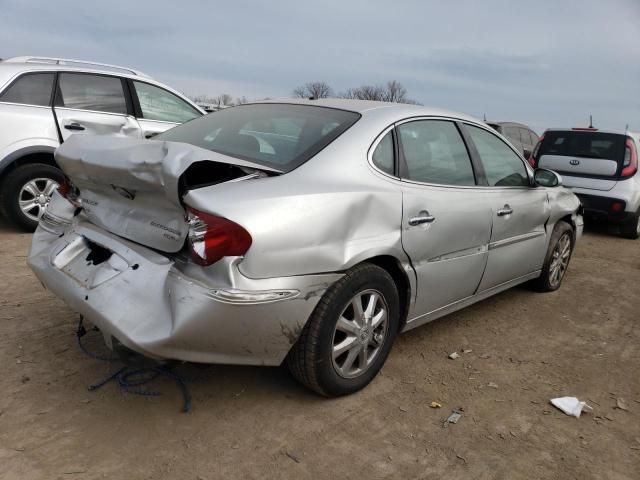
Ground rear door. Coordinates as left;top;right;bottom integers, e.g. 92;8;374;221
464;124;549;291
54;72;142;141
537;130;626;191
397;119;493;317
130;80;202;138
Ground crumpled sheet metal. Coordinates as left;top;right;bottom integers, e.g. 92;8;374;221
28;221;342;366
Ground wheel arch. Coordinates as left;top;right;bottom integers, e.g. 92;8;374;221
0;146;58;178
358;255;412;332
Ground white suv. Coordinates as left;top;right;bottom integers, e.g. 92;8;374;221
532;128;640;239
0;56;204;230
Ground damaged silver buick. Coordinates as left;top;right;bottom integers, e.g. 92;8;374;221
28;99;583;396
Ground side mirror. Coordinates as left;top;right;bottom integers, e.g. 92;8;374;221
534;168;562;187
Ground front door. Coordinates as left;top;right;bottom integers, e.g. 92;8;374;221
129;80;202;138
397;119;493;318
54;72;142;141
463;124;550;291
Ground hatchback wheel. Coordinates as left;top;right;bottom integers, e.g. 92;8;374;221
620;212;640;240
1;163;64;231
530;221;575;292
287;263;399;396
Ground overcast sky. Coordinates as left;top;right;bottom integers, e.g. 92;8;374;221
1;0;639;133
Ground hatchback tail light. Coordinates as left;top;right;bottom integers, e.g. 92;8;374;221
186;207;252;266
529;134;544;168
621;137;638;179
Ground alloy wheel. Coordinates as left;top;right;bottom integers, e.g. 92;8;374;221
18;178;59;222
548;232;572;288
331;289;389;379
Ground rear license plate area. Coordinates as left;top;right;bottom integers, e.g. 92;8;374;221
53;235;130;289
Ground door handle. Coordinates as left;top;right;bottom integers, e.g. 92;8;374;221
497;205;514;216
408;213;436;226
64;122;85;131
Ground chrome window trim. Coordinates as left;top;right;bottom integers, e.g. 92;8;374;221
369;115;486;190
0;101;51;110
367;123;398;181
53;106;132;118
367;115;536;191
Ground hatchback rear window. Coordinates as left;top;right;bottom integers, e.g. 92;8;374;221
539;131;626;161
156;103;360;172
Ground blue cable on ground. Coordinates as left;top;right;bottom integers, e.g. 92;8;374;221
76;317;192;413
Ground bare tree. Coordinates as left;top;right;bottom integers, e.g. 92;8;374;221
189;94;218;104
292;81;333;99
382;80;407;102
339;81;420;104
235;96;248;105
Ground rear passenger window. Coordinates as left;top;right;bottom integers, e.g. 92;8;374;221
466;125;529;187
57;73;127;114
371;131;394;175
0;73;54;106
398;120;475;186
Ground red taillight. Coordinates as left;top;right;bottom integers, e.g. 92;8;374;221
621;137;638;179
186;207;252;266
57;178;81;207
530;133;544;168
57;178;73;198
611;201;625;212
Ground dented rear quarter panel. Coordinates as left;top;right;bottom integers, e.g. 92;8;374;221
184;111;411;280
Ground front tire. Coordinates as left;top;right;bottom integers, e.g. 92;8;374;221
0;163;64;231
287;263;400;397
530;221;575;292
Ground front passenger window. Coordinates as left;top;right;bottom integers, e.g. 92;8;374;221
133;81;200;123
466;125;530;187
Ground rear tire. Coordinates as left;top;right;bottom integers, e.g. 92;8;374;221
620;212;640;240
0;163;64;231
530;221;575;292
287;263;399;397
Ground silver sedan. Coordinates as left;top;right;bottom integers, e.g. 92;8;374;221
28;99;583;396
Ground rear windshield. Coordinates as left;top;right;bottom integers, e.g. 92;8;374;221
539;131;626;162
156;103;360;172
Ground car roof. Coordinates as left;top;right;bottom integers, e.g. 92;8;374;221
1;56;150;77
254;97;483;123
543;128;632;136
0;57;205;114
487;121;533;129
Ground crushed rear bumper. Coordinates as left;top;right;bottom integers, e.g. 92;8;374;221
28;221;342;366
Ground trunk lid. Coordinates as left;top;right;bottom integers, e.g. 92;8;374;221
537;130;627;191
55;135;278;252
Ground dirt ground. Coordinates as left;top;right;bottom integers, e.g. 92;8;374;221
0;218;639;480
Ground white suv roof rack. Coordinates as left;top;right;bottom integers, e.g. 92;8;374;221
2;56;150;78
